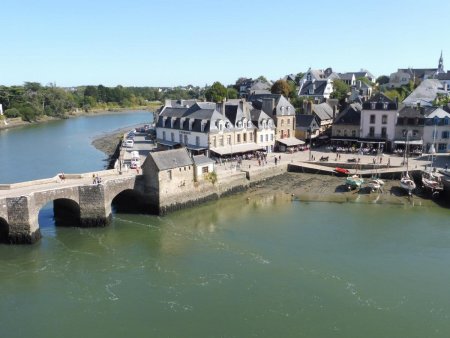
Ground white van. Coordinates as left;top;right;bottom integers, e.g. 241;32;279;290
131;151;139;160
123;139;134;148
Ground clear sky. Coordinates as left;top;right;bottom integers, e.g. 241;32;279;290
1;0;449;87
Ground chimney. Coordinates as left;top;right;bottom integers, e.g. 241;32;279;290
238;100;245;113
262;98;275;116
165;99;172;107
216;102;225;116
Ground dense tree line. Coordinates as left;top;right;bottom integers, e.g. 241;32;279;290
0;82;207;122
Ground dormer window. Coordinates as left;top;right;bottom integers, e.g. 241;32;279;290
218;121;223;131
247;121;252;128
371;102;376;110
237;121;243;128
309;88;314;95
383;102;388;110
281;107;285;115
201;122;206;132
226;122;231;129
307;74;311;81
189;119;194;131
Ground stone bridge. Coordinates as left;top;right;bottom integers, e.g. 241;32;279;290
0;170;147;244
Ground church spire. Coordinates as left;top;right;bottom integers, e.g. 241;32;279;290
438;50;444;74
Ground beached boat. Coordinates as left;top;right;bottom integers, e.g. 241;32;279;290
368;178;384;192
399;132;416;195
421;126;443;196
346;175;364;190
335;167;350;175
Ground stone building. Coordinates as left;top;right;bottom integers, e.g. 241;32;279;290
142;148;194;207
331;103;362;146
247;93;303;150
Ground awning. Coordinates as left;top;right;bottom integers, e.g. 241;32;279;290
394;140;423;145
186;144;207;151
277;137;305;147
157;139;180;147
357;140;386;144
331;138;358;142
210;143;264;155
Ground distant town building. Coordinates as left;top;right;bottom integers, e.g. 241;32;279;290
331;103;362;144
423;108;450;153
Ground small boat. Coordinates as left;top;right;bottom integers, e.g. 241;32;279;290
335;167;350;175
422;170;444;195
399;133;416;195
421;125;443;197
368;178;384;192
346;175;364;190
400;174;416;195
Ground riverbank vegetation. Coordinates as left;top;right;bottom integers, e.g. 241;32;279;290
0;82;209;122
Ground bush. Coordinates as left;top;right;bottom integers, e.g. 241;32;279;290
4;108;20;118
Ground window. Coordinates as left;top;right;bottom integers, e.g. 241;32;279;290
260;135;263;142
309;88;314;95
212;136;216;147
337;130;341;135
382;115;387;124
413;130;418;137
371;102;376;110
171;132;174;142
243;133;247;142
202;166;209;174
407;118;415;125
381;127;387;138
442;131;449;139
162;131;166;140
370;115;375;124
351;130;356;137
184;135;188;144
247;121;252;128
281;119;284;127
438;143;447;152
201;123;205;132
265;134;268;142
227;135;231;145
237;134;241;143
270;134;274;141
219;136;224;146
369;126;375;137
444;117;449;125
196;136;200;146
344;130;348;136
250;133;253;141
238;121;242;128
307;74;311;81
179;134;183;143
383;102;388;110
287;118;290;125
167;170;172;180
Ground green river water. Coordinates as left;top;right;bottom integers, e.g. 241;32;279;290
1;112;450;337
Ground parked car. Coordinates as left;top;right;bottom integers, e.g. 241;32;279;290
123;139;134;148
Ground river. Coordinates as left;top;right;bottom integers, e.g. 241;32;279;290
1;112;450;337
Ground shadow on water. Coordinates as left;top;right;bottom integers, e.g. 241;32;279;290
0;217;9;244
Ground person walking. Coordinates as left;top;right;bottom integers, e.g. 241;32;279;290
275;157;278;165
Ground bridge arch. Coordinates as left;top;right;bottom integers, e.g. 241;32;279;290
0;217;9;244
111;189;148;214
37;197;81;229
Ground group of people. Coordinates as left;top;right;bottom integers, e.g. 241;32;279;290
92;174;102;185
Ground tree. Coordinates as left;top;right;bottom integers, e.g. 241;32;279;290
356;77;373;85
256;75;269;83
295;72;305;84
205;82;227;102
376;75;390;85
330;79;350;102
227;87;238;99
271;80;291;97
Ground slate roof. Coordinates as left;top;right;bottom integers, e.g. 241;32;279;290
299;80;329;96
362;93;397;110
403;79;449;106
398;68;437;80
296;114;318;128
338;73;355;81
312;102;334;121
150;148;193;171
437;71;450;80
249;108;274;128
397;106;434;118
333;103;362;125
193;155;215;166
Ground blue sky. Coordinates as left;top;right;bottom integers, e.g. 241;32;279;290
1;0;449;87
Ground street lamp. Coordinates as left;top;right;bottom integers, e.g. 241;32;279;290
308;127;312;161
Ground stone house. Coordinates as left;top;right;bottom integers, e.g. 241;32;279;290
393;106;432;152
295;114;320;140
248;93;303;150
250;107;276;153
302;100;338;135
142;148;195;207
193;155;215;181
331;103;362;143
